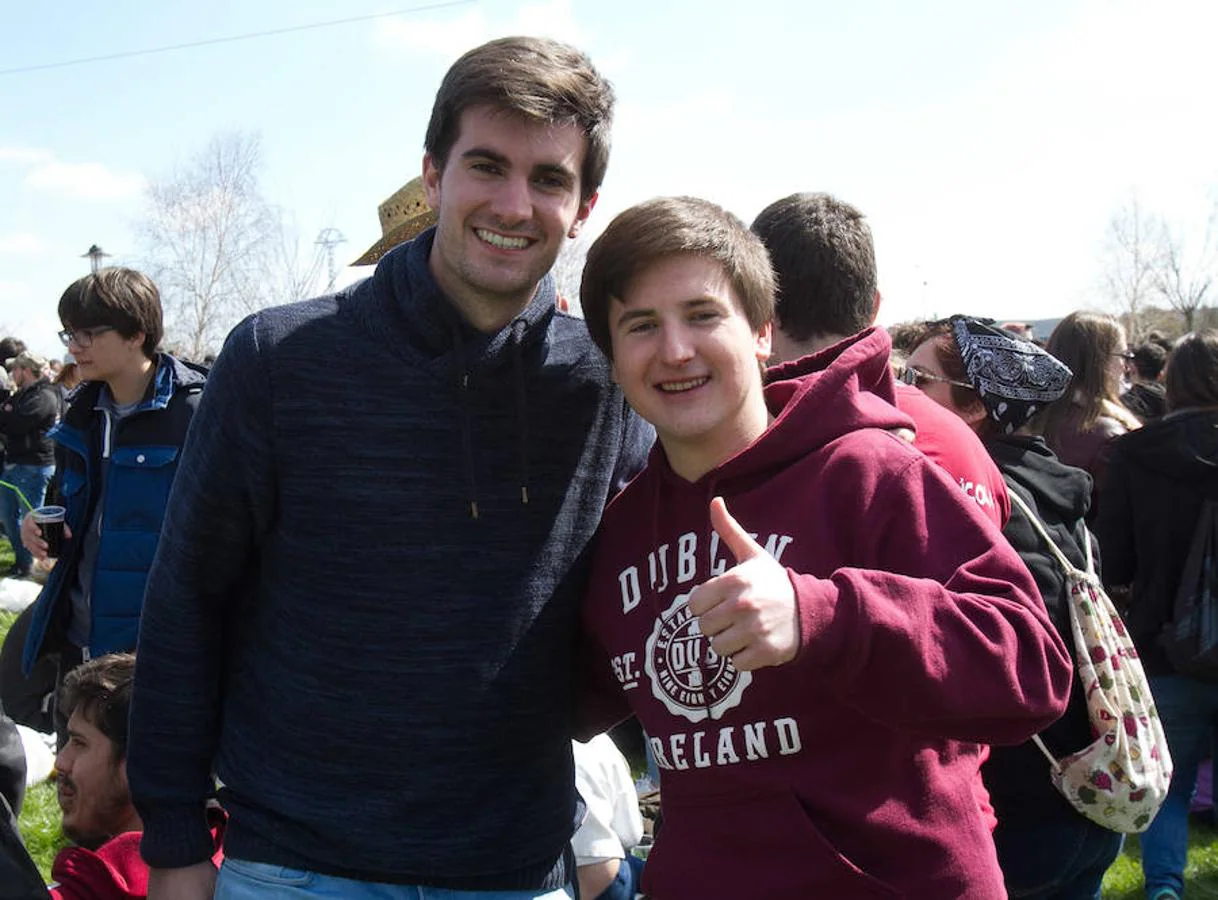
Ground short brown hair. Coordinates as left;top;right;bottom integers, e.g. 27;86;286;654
1166;330;1218;411
59;653;135;762
751;193;877;342
424;36;614;204
581;196;775;359
58;267;163;359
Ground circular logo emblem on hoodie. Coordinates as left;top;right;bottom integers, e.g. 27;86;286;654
645;593;752;723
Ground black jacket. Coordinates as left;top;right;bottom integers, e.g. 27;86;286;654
981;435;1100;824
1096;407;1218;675
1121;381;1168;423
0;705;46;899
0;377;60;466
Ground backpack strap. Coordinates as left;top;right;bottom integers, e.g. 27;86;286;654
1031;734;1063;772
1007;489;1096;580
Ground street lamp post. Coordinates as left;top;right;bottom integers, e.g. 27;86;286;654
81;244;111;274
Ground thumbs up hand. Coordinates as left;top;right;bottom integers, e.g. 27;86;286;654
687;497;799;672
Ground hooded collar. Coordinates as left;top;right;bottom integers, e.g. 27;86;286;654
986;434;1091;522
1117;407;1218;477
367;226;558;375
359;226;562;518
59;353;203;430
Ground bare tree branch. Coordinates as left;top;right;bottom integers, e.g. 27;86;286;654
136;132;318;359
1100;195;1165;342
1153;203;1217;332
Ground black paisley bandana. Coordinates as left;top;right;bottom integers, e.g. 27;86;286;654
950;316;1072;435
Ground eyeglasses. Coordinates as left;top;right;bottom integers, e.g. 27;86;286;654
58;326;115;348
1111;351;1136;361
897;365;976;391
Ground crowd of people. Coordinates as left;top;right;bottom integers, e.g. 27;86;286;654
0;32;1215;900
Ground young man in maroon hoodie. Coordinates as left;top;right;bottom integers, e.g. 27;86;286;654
576;196;1073;900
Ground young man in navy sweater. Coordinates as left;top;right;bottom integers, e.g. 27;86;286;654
127;36;651;900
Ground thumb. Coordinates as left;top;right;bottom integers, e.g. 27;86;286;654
710;496;764;564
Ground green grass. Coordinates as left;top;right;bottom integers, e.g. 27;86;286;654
2;563;69;883
5;540;1218;893
1102;826;1218;897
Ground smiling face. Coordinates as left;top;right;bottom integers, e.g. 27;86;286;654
423;104;596;332
55;710;139;850
609;254;772;482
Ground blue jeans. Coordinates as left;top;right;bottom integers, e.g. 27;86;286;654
0;463;53;571
1140;673;1218;897
215;858;573;900
993;814;1123;899
590;855;645;900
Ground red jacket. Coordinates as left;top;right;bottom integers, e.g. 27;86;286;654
49;810;224;900
895;382;1010;529
578;328;1071;900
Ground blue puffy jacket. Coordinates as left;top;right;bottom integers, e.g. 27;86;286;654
23;354;204;672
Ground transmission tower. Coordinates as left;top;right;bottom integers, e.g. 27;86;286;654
314;228;347;292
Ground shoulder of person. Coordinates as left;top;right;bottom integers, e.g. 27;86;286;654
546;316;613;372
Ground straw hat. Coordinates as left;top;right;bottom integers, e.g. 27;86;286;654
352;177;438;266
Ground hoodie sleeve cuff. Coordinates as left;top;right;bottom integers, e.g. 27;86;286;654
790;570;846;666
137;804;216;869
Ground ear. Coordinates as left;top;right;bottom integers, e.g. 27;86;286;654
568;190;598;239
870;289;882;326
754;320;773;364
962;398;988;430
422;154;443;209
126;332;146;353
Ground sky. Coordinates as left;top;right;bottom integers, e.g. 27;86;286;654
1;0;1216;358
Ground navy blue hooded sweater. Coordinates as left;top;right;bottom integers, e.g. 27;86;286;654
127;229;653;888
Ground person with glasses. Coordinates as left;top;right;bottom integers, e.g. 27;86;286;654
1040;311;1142;522
749;192;1010;531
17;267;204;741
905;317;1124;899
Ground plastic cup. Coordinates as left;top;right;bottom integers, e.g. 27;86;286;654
30;505;66;558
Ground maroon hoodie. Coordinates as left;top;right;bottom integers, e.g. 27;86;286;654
578;328;1071;899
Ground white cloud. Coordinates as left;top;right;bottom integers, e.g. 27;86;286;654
0;143;146;202
0;233;50;256
374;0;585;59
0;146;53;165
23;160;146;202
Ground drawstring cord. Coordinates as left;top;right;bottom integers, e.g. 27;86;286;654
511;317;530;505
449;314;535;519
450;316;479;520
